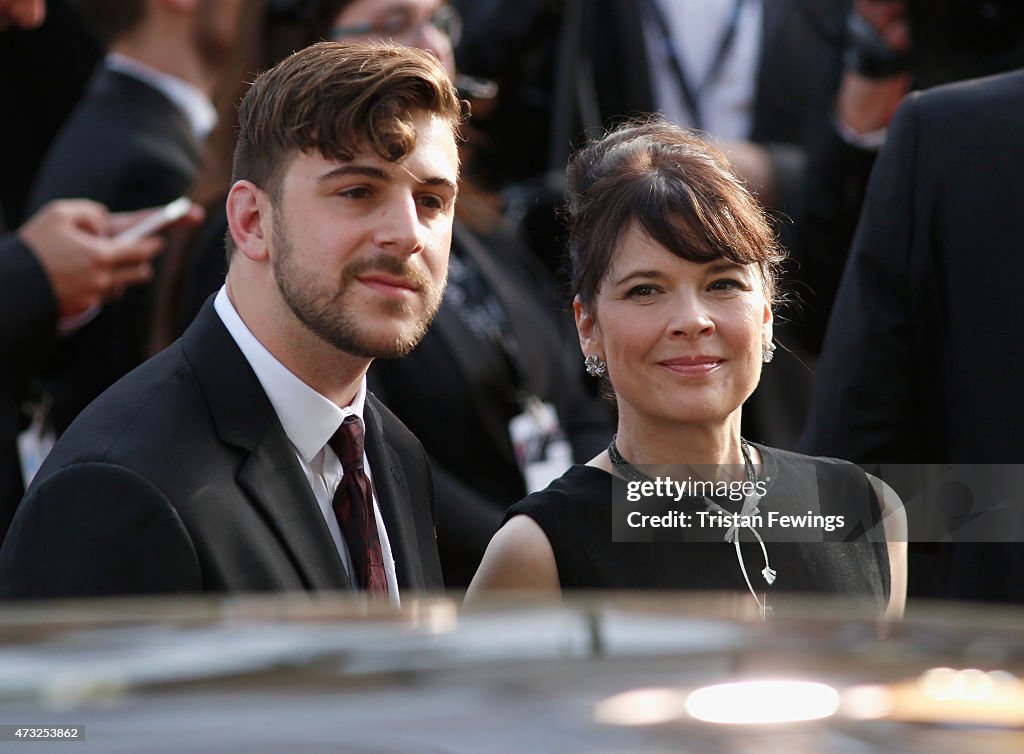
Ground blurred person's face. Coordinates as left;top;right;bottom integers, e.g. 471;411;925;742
0;0;44;30
194;0;246;69
330;0;457;76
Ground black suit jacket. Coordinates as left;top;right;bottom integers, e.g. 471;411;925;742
28;66;203;434
800;69;1024;465
28;66;200;213
0;235;58;538
0;302;443;599
799;69;1024;603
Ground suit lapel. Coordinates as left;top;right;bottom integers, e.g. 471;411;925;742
237;430;351;591
363;396;424;590
183;301;349;591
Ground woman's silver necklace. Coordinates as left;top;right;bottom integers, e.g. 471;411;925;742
608;435;776;617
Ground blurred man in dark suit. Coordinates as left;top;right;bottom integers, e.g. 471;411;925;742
800;68;1024;603
0;0;188;541
27;0;244;436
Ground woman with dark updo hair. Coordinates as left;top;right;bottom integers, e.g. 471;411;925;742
468;119;906;619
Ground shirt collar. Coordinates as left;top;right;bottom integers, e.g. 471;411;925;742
213;287;366;463
105;52;217;142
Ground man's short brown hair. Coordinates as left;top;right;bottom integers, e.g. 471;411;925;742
231;40;463;202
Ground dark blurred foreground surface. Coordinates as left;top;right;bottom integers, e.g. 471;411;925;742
0;592;1023;753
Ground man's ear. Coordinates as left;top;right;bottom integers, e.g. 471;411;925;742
573;295;602;359
762;296;774;345
226;180;269;263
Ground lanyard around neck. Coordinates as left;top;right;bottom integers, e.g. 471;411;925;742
645;0;749;131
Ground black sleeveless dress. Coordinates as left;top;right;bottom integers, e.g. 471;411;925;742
504;444;891;613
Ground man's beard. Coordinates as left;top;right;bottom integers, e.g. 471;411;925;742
272;219;446;359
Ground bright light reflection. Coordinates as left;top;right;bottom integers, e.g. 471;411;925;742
408;599;457;635
920;667;1019;702
841;684;893;719
594;687;689;726
845;669;1024;727
686;680;840;724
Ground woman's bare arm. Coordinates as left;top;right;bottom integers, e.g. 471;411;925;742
464;515;560;602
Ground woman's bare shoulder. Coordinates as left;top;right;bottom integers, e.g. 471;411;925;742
464;515;560;600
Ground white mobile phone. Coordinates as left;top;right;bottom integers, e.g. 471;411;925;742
114;196;193;242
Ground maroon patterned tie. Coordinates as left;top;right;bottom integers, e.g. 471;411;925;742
328;415;389;595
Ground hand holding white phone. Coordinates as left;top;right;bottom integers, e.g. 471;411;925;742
114;196;193;242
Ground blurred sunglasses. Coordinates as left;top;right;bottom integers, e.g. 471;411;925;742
329;4;462;47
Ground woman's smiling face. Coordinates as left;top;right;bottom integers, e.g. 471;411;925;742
576;221;773;430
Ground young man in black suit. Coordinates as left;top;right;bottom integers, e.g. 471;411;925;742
0;42;463;601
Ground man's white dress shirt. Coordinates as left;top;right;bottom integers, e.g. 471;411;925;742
214;287;400;603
